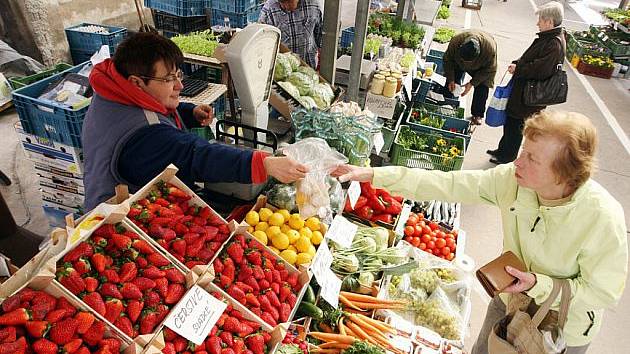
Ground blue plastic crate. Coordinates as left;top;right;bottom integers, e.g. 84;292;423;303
144;0;209;16
406;111;471;149
412;78;436;103
11;63;90;148
211;4;262;28
211;0;257;13
65;23;127;64
214;95;226;119
426;49;445;75
340;27;355;48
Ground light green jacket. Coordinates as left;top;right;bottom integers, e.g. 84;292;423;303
373;164;628;346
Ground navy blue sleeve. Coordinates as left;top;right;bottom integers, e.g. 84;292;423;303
118;124;254;188
177;102;200;129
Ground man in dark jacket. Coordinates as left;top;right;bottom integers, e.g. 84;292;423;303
443;30;497;125
82;33;307;210
487;1;565;164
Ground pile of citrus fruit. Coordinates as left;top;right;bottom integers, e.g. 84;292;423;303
244;208;325;267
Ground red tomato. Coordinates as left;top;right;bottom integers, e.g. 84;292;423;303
422;225;432;235
414;225;423;237
431;236;437;243
446;253;455;261
411;237;421;248
404;225;415;237
441;247;451;256
446;238;456;249
420;234;431;244
435;238;446;249
437;231;446;239
428;221;439;231
452;229;458;237
419;220;426;229
417;213;424;221
419;242;427;250
445;233;455;240
406;214;418;226
432;249;441;256
403;236;411;243
451;243;457;251
427;240;435;250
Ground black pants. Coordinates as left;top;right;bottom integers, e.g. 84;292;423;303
446;69;490;118
495;116;525;162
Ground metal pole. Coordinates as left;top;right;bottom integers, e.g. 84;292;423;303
320;0;341;84
397;0;406;19
406;0;415;22
348;0;369;102
620;0;629;9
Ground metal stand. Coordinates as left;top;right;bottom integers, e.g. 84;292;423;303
0;191;42;267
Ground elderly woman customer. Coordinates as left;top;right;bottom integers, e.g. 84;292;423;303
487;1;566;164
332;111;628;354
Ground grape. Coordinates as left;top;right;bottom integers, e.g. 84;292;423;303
415;300;461;340
435;268;456;283
410;269;439;293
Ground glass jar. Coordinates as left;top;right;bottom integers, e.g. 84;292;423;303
370;74;385;95
390;72;403;92
383;77;398;98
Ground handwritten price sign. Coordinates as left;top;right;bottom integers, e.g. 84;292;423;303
364;92;397;119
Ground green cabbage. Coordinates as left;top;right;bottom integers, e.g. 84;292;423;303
297;96;317;110
274;53;292;81
284;52;301;70
310;83;335;109
287;72;314;96
297;66;319;84
277;81;300;99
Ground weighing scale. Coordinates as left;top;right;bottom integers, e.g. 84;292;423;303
225;23;281;144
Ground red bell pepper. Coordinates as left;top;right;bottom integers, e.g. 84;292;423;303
344;195;368;212
368;195;387;213
356;206;374;220
393;195;404;203
376;188;391;199
360;182;377;197
371;213;393;224
385;200;402;215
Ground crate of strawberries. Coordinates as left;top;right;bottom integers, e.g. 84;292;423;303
125;164;232;274
0;277;129;354
343;182;405;227
401;211;462;261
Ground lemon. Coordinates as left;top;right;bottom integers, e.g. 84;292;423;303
288;214;305;230
299;227;313;239
295;236;312;253
311;230;324;245
268;212;285;227
245;211;260;226
305;217;321;231
266;225;282;239
306;245;317;257
296;252;313;265
255;221;269;232
247;226;254;233
286;229;301;244
253;231;268;245
287;245;297;252
268;246;280;254
280;249;297;265
278;209;291;222
280;224;292;235
259;208;273;222
271;233;290;250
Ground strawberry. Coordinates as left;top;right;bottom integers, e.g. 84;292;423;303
272;270;282;283
251;266;264;280
260;312;276;326
139;310;158;334
266;291;281;308
90;254;107;273
245;334;265;354
270;282;280;295
29;292;56;321
279;284;292;303
132;239;156;255
110;233;131;249
164;283;185;305
63;338;83;354
162;342;176;354
73;259;91;275
120;283;143;300
104;298;124;323
167;186;188;199
185;260;206;269
100;269;120;284
279;269;289;281
32;338;57;354
55;297;76;318
0;295;21;313
155;277;169;298
173;337;187;352
197;248;215;262
63;243;94;263
143;266;166;279
25;321;49;338
126;300;144;323
226;243;244;263
82;292;106;316
93;224;116;237
0;337;26;354
286;273;299;288
234;282;253;294
193;342;207;353
185;238;205;258
164;268;185;284
154;304;169;323
246;251;262;266
99;339;121;353
163;328;178;341
243;277;260;293
114;316;134;338
84;277;99;293
170;239;186;256
0;327;16;344
57;268;86;295
44;309;66;323
155;197;170;207
118;262;138;283
245;293;260;307
173;223;189;236
222;317;242;333
232;338;245;354
207;336;222;354
49;317;78;345
218;275;233;289
258;280;270;290
287;293;297;308
227;286;246;304
0;309;30;325
222;348;235;354
133;277;157;291
136;257;149;269
75;346;90;354
279;302;291;323
219;331;234;347
81;321;105;346
100;283;123;299
144;291;161;308
75;312;95;334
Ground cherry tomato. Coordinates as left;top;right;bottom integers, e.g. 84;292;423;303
452;229;458;237
435;238;446;249
420;234;431;244
422;225;432;235
419;242;427;250
441;247;451;256
417;213;425;221
432;249;441;256
414;225;423;237
446;238;456;249
445;233;455;240
431;236;437;243
429;221;439;231
404;225;415;237
427;240;435;250
437;231;446;239
446;253;455;261
411;237;421;248
406;214;418;226
403;236;412;243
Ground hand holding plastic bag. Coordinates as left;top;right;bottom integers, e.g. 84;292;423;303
281;138;348;221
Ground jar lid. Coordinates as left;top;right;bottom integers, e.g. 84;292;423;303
386;77;398;83
373;74;385;80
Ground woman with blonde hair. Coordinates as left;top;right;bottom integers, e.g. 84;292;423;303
333;111;628;354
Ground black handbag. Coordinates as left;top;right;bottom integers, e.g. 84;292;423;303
523;63;567;106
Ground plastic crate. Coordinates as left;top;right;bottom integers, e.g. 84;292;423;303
182;63;222;83
589;25;630;57
410;101;465;119
577;60;614;79
65;23;127;64
210;4;262;27
210;0;257;13
340;27;355;48
9;63;73;90
213;94;226;119
153;10;210;34
144;0;209;16
405;112;471;150
426;49;445;75
391;126;465;171
11;63;90;148
381;102;408;154
412;78;437;103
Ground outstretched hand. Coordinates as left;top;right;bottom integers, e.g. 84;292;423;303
264;156;308;183
331;164;374;183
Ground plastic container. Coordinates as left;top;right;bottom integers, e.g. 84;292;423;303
340;27;355;48
391;126;466;172
381;102;408;154
144;0;209;16
426;49;445;75
411;101;465;119
406;112;472;150
412;78;437;103
11;62;90;148
577;60;614;79
210;0;257;13
9;63;73;90
64;23;127;64
210;4;263;28
152;10;210;34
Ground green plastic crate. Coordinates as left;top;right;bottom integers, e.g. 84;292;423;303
8;63;73;90
390;126;465;171
410;101;465;119
381;101;408;154
589;26;630;57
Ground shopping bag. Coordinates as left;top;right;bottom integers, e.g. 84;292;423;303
486;73;513;127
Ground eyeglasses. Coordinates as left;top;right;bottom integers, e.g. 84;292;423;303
137;69;183;84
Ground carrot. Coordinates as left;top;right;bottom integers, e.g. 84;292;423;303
347;315;387;340
345;302;405;310
356;314;396;334
318;342;352;350
343;308;372;316
344;321;381;347
340;291;406;304
344;325;357;338
339;294;366;311
318;323;334;333
310;349;340;354
309;332;356;344
338;317;346;336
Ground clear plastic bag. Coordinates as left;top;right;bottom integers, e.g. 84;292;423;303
415;287;465;341
281;138;348;222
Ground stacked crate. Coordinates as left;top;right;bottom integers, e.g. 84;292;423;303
64;23;127;65
209;0;263;28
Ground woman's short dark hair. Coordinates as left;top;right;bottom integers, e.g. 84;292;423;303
113;32;183;81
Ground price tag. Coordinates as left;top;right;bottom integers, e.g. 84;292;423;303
597;31;605;38
394;202;412;236
364;92;396;119
431;73;447;87
319;269;342;308
310;241;333;288
325;215;358;248
373;132;385;155
347;181;361;210
403;74;413;101
602;35;609;42
614;22;618;31
164;285;227;345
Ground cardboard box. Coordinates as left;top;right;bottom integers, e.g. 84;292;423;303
39;177;85;195
37;167;85;188
15;122;84;174
33;161;84;179
43;205;81;227
40;184;84;210
334;55;376;90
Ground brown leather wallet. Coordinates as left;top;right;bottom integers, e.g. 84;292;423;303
475;251;527;298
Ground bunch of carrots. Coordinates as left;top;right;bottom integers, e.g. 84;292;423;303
309;292;407;354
